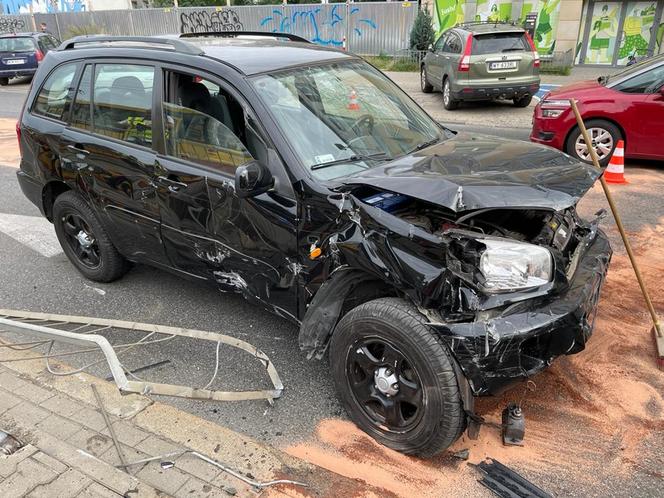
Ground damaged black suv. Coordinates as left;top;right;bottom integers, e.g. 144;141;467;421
17;33;611;456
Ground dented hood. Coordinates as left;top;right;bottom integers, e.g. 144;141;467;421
344;133;601;212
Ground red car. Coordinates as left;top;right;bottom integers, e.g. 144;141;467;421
531;54;664;165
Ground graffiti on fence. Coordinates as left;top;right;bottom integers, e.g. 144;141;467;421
259;5;377;47
0;16;25;32
180;9;244;34
2;0;86;14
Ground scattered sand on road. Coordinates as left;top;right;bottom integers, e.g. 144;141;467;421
0;118;20;167
285;178;664;497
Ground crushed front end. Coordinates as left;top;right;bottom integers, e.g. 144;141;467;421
301;182;612;398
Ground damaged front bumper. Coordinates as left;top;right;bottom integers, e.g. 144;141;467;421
433;228;612;396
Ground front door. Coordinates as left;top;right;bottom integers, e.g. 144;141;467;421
154;68;299;320
65;61;167;265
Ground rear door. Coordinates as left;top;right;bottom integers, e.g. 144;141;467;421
64;61;167;265
0;36;38;74
442;31;463;83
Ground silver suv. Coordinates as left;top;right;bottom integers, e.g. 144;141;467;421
421;22;541;110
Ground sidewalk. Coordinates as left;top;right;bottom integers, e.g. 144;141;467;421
0;336;367;497
385;66;622;129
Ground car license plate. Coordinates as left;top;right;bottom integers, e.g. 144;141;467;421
489;61;517;70
5;59;26;65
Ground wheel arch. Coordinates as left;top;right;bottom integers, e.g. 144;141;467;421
42;180;71;221
564;116;627;154
298;269;399;359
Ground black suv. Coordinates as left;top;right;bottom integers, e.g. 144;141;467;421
17;34;611;456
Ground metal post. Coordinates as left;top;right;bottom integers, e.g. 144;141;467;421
569;99;662;339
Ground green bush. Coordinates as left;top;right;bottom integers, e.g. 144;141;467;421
409;8;435;51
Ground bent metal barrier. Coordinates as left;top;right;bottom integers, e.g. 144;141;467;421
0;309;283;403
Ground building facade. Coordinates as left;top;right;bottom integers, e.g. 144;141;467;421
425;0;664;66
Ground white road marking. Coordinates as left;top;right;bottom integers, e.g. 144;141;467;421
0;212;63;257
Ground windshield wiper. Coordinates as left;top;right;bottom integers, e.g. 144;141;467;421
310;152;389;171
409;137;441;154
502;48;524;52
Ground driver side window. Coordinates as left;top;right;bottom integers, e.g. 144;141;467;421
162;71;255;175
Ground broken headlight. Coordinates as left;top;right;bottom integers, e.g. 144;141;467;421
479;240;552;293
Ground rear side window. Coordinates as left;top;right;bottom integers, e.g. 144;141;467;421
32;63;78;121
472;33;529;55
0;37;35;52
70;65;92;130
92;64;154;147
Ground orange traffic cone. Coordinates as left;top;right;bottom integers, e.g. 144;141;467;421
604;140;628;184
347;90;360;111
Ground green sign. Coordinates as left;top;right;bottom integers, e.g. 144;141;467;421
433;0;466;36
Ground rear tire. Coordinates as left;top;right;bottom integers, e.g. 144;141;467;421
565;119;622;166
330;297;466;456
0;78;8;86
513;94;532;107
420;66;433;93
442;78;459;110
53;191;130;283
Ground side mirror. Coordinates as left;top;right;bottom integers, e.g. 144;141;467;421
428;43;434;52
660;86;664;97
235;160;274;198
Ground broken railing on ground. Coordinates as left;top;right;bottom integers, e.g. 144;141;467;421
0;309;283;403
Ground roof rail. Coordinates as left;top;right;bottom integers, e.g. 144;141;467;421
57;35;204;55
457;20;520;28
178;31;311;44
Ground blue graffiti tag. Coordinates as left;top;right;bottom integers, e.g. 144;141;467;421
259;5;377;47
2;0;86;15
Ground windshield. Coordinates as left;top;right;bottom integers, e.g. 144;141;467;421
602;53;664;85
0;37;36;52
251;60;445;180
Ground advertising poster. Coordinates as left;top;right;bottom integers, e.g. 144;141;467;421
617;2;657;65
520;0;562;56
584;1;620;64
475;0;513;23
433;0;466;36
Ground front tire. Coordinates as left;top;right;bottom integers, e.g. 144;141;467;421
0;77;8;86
442;78;459;110
565;119;622;166
53;191;130;283
420;66;433;93
330;298;465;456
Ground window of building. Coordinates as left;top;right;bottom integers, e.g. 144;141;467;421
162;71;254;175
32;63;78;121
92;64;154;147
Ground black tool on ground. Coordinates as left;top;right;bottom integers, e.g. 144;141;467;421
474;458;552;498
502;403;525;446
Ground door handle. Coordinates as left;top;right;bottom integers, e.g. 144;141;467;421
67;144;89;157
156;175;188;192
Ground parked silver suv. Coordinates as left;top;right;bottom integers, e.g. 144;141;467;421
421;22;541;110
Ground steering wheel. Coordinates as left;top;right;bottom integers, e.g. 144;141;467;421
350;114;374;134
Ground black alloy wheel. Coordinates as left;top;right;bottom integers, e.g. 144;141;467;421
347;337;425;432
